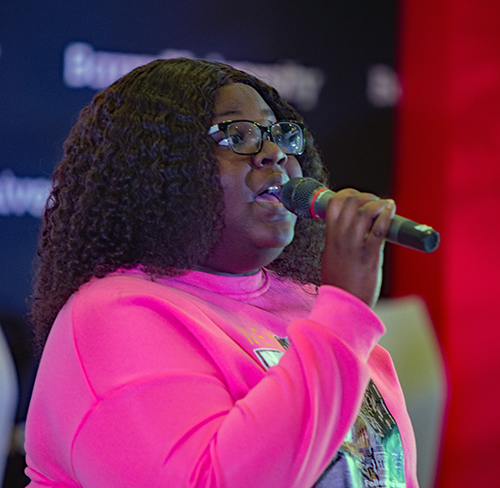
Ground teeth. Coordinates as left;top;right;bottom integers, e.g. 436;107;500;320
267;186;280;195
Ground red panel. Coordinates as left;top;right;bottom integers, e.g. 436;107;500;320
392;0;500;486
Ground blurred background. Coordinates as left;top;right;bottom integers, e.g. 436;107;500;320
0;0;498;487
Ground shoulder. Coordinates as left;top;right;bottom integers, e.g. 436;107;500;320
78;269;163;298
68;270;208;340
74;269;190;308
48;270;222;400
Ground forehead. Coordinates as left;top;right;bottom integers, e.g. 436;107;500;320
213;83;276;123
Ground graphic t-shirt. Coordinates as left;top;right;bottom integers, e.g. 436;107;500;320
258;336;406;488
314;380;406;488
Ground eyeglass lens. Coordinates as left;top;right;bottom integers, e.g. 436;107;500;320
226;122;303;155
270;123;304;155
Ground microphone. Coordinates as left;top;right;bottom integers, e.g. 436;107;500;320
280;177;440;253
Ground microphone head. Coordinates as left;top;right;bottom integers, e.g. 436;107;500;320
280;177;325;218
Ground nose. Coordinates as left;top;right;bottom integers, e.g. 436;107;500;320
252;138;288;168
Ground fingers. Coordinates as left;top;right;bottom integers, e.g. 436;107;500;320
365;199;396;247
325;189;396;247
321;189;396;307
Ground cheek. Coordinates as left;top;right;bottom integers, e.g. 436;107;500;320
218;165;252;210
286;157;303;179
217;155;247;191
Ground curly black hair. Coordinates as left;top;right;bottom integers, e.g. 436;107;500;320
30;58;329;352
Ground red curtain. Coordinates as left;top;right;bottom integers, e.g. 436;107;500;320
392;0;500;486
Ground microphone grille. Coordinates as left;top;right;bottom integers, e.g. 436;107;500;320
280;178;324;218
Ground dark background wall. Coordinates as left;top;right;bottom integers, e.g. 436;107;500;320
0;1;398;485
1;0;398;317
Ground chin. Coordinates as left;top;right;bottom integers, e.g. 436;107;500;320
256;235;294;263
258;221;295;247
256;230;294;250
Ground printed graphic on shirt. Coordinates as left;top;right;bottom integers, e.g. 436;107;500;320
274;335;290;350
314;380;406;488
236;327;289;369
254;348;284;369
237;326;286;349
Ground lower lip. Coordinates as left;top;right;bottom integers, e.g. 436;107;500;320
254;200;291;216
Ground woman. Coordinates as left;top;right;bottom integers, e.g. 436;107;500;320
25;58;417;487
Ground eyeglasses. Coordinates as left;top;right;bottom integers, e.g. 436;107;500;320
208;120;305;156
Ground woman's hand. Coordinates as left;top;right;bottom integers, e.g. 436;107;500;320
321;189;396;308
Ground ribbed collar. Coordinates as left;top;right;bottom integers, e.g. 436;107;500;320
164;268;272;300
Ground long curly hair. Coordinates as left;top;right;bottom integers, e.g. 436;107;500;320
30;58;328;351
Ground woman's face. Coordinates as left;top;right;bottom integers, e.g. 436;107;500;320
203;83;303;275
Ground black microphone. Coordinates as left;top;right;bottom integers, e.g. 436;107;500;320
279;177;440;253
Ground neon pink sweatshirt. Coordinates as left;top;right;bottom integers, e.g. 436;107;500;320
25;268;418;487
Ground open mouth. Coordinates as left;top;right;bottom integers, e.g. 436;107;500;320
255;185;281;203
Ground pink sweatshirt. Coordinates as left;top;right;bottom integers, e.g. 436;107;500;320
25;268;418;487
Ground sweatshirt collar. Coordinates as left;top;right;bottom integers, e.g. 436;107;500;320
166;268;271;299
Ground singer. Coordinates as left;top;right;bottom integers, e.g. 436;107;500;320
25;58;418;487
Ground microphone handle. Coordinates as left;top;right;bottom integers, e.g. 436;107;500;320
314;189;440;253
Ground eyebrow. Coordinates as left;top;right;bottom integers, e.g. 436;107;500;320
215;109;243;118
214;108;275;119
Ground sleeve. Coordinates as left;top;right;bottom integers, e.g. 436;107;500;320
70;282;385;488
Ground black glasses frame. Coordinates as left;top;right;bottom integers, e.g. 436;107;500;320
209;120;306;156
